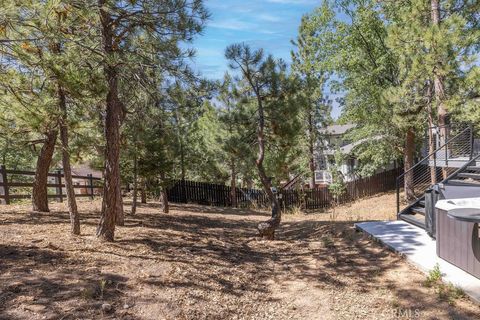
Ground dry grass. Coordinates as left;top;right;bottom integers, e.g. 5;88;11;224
0;192;479;319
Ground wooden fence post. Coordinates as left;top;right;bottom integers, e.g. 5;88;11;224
88;174;94;199
181;179;187;203
56;169;63;202
0;165;10;205
141;180;147;204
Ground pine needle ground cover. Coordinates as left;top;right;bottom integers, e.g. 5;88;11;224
0;193;479;319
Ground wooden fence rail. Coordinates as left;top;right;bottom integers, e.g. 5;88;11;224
0;165;102;205
1;164;402;210
167;168;403;210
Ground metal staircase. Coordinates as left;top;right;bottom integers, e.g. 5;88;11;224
396;124;479;230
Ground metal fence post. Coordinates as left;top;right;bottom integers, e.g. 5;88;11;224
55;169;63;202
396;178;400;217
0;165;10;205
469;124;474;160
445;130;449;167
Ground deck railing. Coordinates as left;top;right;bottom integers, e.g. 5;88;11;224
396;124;476;214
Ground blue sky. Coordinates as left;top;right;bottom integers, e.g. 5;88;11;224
189;0;342;118
191;0;318;79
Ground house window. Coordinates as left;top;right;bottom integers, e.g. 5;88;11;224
316;156;327;170
315;170;332;183
347;158;356;173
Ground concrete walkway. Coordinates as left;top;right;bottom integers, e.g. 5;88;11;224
356;220;480;303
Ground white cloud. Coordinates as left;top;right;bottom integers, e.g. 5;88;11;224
209;19;255;31
257;14;282;23
266;0;317;4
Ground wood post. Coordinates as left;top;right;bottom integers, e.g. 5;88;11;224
0;165;10;205
181;179;187;203
88;174;94;199
140;180;147;204
56;169;63;202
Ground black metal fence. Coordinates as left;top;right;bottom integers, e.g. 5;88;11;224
167;168;402;210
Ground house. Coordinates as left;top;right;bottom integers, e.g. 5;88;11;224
314;123;358;186
282;123;396;190
282;123;366;189
49;163;103;196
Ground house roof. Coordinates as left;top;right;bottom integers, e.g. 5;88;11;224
322;135;385;156
69;163;103;179
73;164;102;178
344;136;386;155
339;141;358;154
319;124;356;136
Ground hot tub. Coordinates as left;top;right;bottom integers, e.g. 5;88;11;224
436;198;480;279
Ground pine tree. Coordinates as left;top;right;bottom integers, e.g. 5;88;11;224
216;73;256;206
1;1;59;213
0;1;97;228
384;0;480;183
297;1;421;199
292;17;332;188
225;43;301;239
93;0;208;241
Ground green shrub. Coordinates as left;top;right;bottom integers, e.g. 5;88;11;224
424;263;442;287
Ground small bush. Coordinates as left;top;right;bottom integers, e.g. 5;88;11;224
285;205;303;215
99;279;107;299
321;235;334;248
424;264;464;305
80;287;96;300
424;263;442;287
437;283;465;305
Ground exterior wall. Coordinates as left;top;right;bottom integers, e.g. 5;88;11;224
437;209;480;279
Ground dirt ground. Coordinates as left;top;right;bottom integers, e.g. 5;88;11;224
1;192;479;320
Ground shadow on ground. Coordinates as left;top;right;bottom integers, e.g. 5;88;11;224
0;244;132;320
0;200;478;319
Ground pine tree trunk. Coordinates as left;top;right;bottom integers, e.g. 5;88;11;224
160;172;169;213
160;189;169;213
246;178;253;189
96;1;124;241
426;81;437;185
308;111;316;189
58;85;80;235
141;179;147;204
255;97;280;240
32;129;57;212
116;190;124;226
180;141;186;181
431;0;448;178
131;150;138;215
427;122;437;185
404;128;416;201
230;159;237;207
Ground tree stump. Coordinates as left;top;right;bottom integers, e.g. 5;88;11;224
257;219;276;240
257;201;281;240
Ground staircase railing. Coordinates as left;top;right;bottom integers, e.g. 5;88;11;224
396;124;475;214
442;153;480;184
